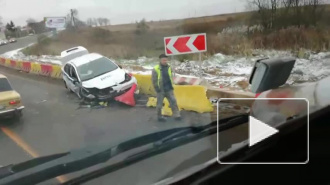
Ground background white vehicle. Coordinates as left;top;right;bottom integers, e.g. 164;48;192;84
8;38;17;43
61;46;138;101
0;40;7;46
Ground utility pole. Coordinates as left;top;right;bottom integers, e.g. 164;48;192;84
70;9;76;28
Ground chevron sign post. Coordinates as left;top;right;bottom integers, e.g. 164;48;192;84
164;33;207;56
164;33;207;78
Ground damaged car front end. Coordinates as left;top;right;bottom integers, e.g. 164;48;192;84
61;49;139;104
79;73;138;102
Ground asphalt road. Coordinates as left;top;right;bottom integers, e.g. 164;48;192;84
0;35;38;54
0;40;248;185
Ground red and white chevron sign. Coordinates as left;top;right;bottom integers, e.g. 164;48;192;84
164;33;207;56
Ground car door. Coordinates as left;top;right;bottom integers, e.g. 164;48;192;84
62;63;73;90
63;64;79;94
69;66;81;95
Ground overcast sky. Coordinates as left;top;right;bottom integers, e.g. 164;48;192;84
0;0;246;26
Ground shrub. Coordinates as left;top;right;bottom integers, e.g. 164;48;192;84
135;19;149;35
22;45;45;56
208;33;253;55
249;27;330;51
90;28;112;44
21;35;54;56
174;54;194;63
37;34;52;46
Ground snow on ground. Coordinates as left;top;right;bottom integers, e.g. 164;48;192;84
0;48;62;65
1;48;25;58
118;50;330;90
1;47;330;91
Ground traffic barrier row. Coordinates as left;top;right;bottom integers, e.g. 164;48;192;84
0;57;63;79
147;97;180;116
132;74;157;96
131;72;203;86
132;74;205;95
147;85;214;116
0;57;254;109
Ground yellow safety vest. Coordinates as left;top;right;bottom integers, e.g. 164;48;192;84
154;64;173;87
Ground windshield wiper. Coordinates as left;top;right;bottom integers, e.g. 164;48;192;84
0;114;248;185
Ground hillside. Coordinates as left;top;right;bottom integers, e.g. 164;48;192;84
101;11;249;32
22;4;330;59
22;11;250;59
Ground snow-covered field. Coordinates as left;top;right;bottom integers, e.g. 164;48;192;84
1;48;330;91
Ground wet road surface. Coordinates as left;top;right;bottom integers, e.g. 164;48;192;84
0;35;38;54
0;40;248;185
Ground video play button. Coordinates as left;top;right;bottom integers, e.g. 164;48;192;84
249;116;279;147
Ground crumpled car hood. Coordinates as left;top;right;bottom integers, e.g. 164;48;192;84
82;68;125;89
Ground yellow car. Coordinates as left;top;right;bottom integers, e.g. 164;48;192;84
0;74;24;119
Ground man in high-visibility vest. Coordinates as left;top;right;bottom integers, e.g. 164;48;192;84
152;54;181;122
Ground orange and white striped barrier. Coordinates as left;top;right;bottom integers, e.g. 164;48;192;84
0;57;62;79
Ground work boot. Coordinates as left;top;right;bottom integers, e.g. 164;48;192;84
157;108;163;121
172;107;181;121
158;117;167;122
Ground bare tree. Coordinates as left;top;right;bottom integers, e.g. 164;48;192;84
86;18;93;26
87;17;110;26
27;21;47;34
92;18;98;26
104;18;110;25
26;18;37;24
97;18;104;26
270;0;280;28
248;0;272;29
246;0;325;30
102;18;107;25
306;0;324;26
92;18;96;26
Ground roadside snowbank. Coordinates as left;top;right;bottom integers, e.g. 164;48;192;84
118;50;330;90
0;48;62;65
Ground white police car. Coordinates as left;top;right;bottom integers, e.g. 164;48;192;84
61;46;137;101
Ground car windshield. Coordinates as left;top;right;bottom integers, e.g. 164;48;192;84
0;78;12;92
77;57;118;81
0;0;329;185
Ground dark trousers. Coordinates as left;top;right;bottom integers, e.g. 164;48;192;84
156;90;180;118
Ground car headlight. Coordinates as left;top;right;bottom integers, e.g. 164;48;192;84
125;73;132;81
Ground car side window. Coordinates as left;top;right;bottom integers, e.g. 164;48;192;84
64;64;70;74
70;67;78;80
67;65;74;78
